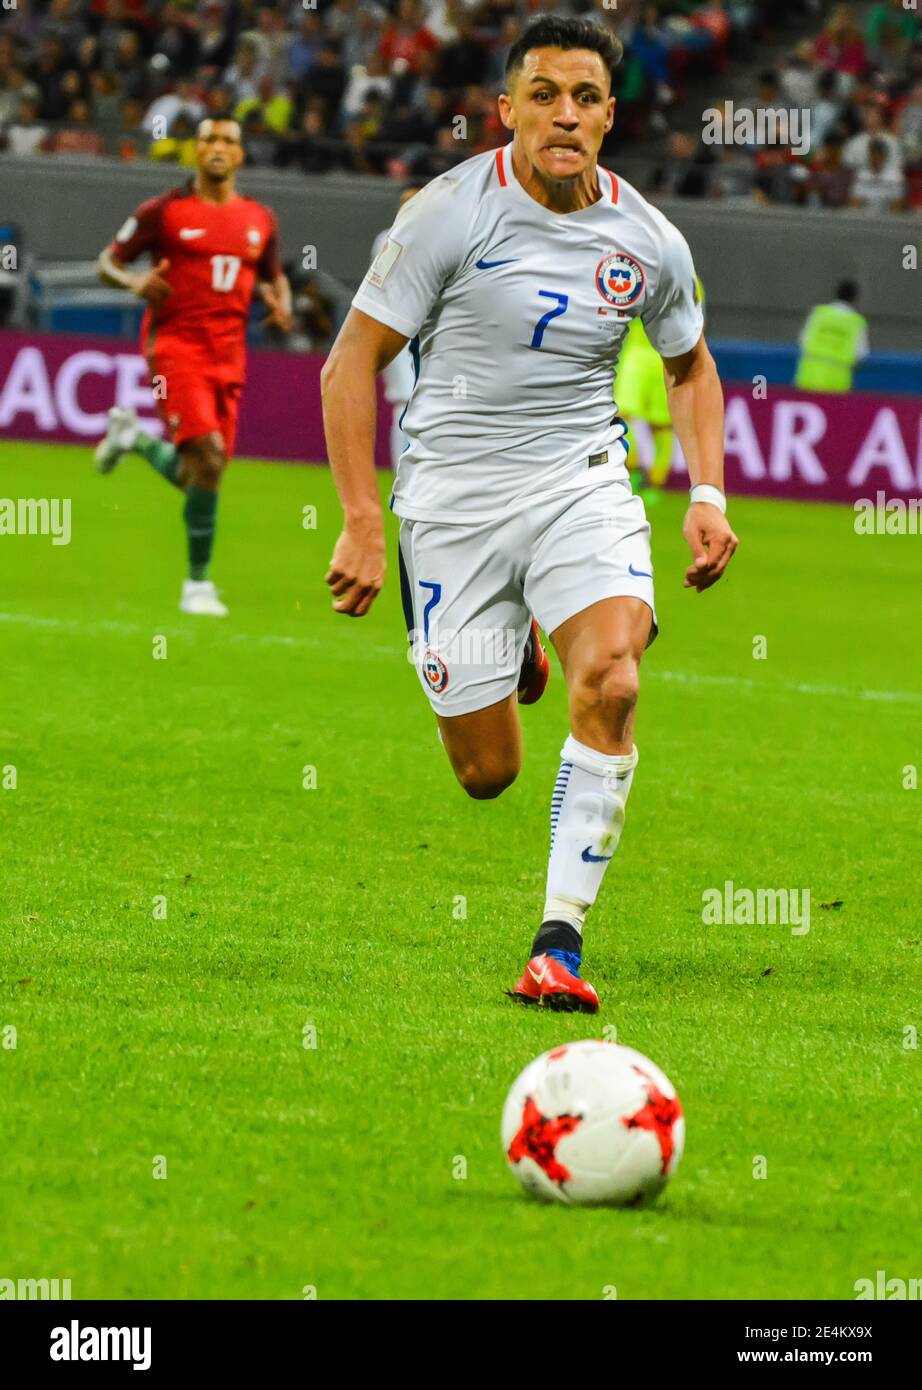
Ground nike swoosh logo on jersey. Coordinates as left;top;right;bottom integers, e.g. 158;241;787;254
628;563;653;578
581;846;613;863
475;257;517;270
179;228;206;240
528;964;550;985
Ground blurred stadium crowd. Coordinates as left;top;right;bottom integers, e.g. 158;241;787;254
0;0;919;208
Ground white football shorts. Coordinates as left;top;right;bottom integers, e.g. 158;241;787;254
397;477;657;717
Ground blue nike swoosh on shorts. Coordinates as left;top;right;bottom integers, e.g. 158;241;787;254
629;563;653;579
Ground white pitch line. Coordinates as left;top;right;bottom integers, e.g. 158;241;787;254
0;610;919;707
647;668;922;707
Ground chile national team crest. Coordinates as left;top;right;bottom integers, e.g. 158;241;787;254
422;650;449;693
595;251;646;309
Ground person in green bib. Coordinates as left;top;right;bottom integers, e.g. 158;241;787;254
795;280;869;394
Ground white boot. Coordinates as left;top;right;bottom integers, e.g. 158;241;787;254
179;579;228;617
95;406;140;473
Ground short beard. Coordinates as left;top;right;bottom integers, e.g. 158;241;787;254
534;165;589;212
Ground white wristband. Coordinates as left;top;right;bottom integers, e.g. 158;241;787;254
689;484;727;514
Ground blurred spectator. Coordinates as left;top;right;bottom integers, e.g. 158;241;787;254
434;12;486;90
628;4;671;93
813;6;868;86
692;0;732;53
342;115;380;174
379;0;439;75
30;31;69;118
805;133;854;209
341;52;393;123
850;136;908;212
733;69;800;156
290;106;338;174
50;95;105;153
46;0;89;53
225;37;267;105
305;39;348;120
199;3;235;72
843;105;903;175
241;106;278;167
285;266;353;350
142;75;205;136
151;4;199;74
107;30;147;102
89;69;120;128
5;94;48;154
204;84;235;120
805;69;845;156
287;11;324;83
242;7;293;87
896;81;922;168
752;143;801;206
651;129;713;197
865;0;920;54
115;94;146;159
148;110;197;167
235;72;293;135
779;41;819;110
0;68;37;127
334;1;388;71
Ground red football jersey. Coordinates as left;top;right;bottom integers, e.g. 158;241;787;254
109;181;282;382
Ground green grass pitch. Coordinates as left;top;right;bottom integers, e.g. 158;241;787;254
0;439;919;1301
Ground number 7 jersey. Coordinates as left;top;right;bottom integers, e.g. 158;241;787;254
353;143;703;524
108;181;281;383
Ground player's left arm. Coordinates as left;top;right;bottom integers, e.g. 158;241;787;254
643;224;738;592
256;208;293;334
662;335;739;592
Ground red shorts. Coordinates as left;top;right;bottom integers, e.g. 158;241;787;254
150;360;242;456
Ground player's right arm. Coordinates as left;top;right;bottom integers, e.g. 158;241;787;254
321;176;470;619
97;198;171;305
321;309;408;618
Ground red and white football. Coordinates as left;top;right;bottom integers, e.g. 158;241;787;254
502;1040;684;1206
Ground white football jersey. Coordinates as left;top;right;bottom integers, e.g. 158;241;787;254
352;142;703;524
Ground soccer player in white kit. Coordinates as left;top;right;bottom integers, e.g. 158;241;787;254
321;16;738;1013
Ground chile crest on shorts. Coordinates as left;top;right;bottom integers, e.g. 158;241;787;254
596;251;645;309
422;649;449;693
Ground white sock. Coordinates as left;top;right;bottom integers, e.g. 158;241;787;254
544;735;639;933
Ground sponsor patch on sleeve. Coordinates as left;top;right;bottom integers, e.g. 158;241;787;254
366;237;403;288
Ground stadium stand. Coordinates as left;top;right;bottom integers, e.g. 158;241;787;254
2;0;917;207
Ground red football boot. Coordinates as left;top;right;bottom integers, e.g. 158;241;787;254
508;953;600;1014
517;619;550;705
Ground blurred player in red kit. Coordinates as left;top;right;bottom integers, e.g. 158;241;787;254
95;116;292;615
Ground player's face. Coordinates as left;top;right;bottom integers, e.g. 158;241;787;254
196;121;244;180
500;48;615;184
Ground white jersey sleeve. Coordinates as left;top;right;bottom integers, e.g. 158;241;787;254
641;223;704;359
352;178;475;341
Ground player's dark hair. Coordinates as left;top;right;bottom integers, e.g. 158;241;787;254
197;113;241;141
836;279;859;303
505;16;623;90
